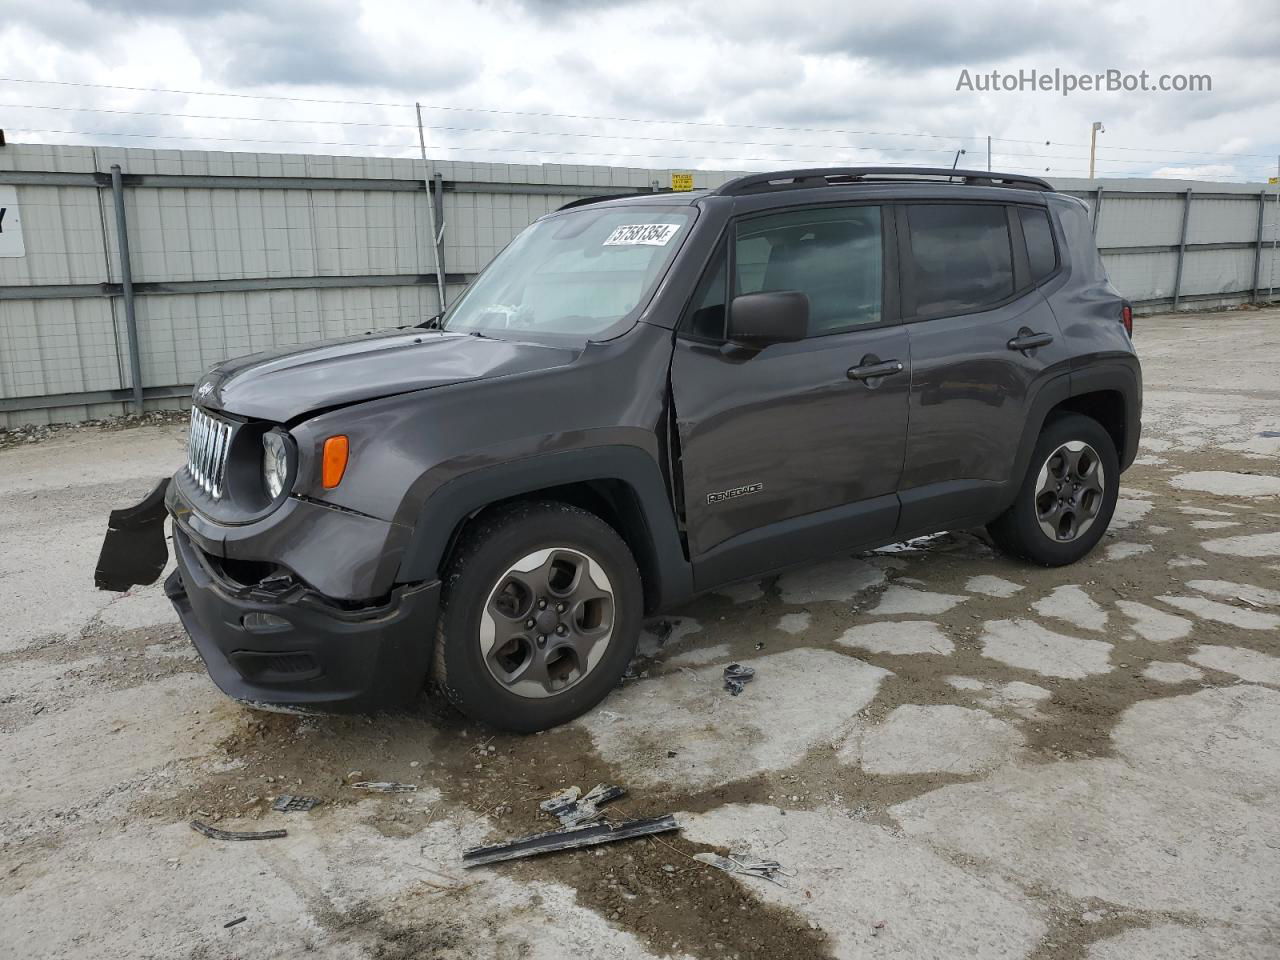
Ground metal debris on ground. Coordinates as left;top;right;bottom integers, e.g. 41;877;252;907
693;851;793;886
271;795;319;813
461;815;680;868
872;532;948;554
223;917;247;929
540;783;626;827
723;663;756;695
190;821;287;842
350;781;417;793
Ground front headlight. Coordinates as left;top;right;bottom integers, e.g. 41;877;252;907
262;431;290;499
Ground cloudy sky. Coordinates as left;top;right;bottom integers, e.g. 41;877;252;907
2;0;1278;182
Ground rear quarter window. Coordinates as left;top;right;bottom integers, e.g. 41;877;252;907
1019;206;1058;282
906;204;1014;317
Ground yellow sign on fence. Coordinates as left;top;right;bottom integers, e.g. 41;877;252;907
670;172;694;192
1270;177;1279;185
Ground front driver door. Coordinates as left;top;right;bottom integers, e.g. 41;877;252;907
671;203;911;588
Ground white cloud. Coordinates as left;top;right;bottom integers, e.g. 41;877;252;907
0;0;1277;182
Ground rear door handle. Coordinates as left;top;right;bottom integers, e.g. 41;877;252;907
847;358;904;382
1007;331;1054;352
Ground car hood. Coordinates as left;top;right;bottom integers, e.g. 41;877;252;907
194;330;578;421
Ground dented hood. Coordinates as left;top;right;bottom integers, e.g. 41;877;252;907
194;330;577;421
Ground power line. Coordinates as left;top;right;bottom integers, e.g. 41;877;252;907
0;103;967;154
13;129;1272;182
0;76;984;142
4;75;1274;162
6;103;1274;172
5;127;1089;175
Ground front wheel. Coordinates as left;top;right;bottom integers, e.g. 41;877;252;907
987;413;1120;566
433;501;642;732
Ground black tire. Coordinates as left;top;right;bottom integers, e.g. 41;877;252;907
433;500;642;733
987;413;1120;566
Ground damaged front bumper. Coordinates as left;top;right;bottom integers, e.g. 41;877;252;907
96;478;440;712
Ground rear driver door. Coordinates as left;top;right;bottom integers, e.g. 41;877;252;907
670;203;911;587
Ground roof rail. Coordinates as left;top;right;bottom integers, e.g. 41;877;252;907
712;167;1053;196
556;191;654;212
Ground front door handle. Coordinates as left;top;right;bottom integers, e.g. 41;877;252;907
1008;330;1054;352
847;357;904;382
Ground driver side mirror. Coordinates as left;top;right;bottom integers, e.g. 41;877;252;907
728;291;809;347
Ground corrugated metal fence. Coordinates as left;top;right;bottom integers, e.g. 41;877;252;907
1;142;1278;426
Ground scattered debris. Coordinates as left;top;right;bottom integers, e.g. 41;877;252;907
872;532;948;554
223;917;247;929
872;920;886;937
693;851;793;886
350;781;417;793
723;663;756;696
540;784;626;827
190;821;287;842
271;795;319;813
462;815;679;867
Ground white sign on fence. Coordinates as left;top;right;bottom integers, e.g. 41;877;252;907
0;186;25;258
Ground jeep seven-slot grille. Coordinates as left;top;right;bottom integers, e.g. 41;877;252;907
187;407;232;498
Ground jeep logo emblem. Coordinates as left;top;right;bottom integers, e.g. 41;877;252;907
707;482;763;505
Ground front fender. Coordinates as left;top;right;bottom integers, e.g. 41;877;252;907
395;445;693;611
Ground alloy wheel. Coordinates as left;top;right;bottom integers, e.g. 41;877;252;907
1034;440;1106;543
479;547;616;699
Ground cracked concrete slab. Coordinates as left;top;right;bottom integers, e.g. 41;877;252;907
1157;595;1280;630
1185;579;1280;607
1189;645;1280;687
867;585;966;616
979;619;1113;679
681;803;1047;960
578;649;890;790
776;556;884;605
836;620;953;656
1085;924;1279;960
1031;585;1108;631
1142;661;1204;684
842;705;1024;775
1201;530;1280;558
965;575;1024;598
1114;600;1193;643
1170;471;1280;498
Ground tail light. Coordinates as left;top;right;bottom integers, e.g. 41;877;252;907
1120;302;1133;337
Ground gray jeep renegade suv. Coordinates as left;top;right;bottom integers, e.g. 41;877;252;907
97;167;1141;732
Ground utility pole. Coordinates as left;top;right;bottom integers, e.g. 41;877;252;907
1088;122;1105;180
415;103;448;316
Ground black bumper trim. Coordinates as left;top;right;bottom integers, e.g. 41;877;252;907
169;527;439;712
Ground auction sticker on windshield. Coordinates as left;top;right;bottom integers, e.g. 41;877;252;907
603;223;682;246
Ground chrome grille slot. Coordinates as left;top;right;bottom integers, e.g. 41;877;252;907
187;407;232;499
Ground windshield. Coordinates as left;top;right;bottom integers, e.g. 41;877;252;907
442;205;695;339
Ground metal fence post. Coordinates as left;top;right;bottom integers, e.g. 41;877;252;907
1091;187;1104;236
432;171;447;301
1171;188;1192;312
108;164;145;413
1252;191;1267;304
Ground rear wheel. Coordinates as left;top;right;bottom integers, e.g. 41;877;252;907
433;500;642;732
987;413;1119;566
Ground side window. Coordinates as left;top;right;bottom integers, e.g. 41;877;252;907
684;247;727;341
906;204;1014;317
734;206;883;336
1019;206;1058;282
